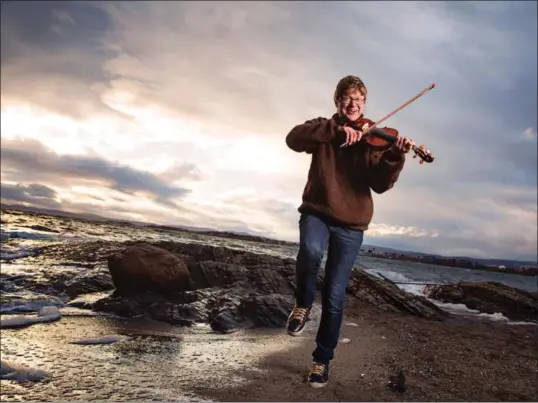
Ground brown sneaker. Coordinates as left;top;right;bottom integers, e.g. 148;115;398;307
307;361;329;388
286;305;311;336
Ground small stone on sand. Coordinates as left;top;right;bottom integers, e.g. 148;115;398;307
0;360;50;382
0;306;61;329
70;335;126;345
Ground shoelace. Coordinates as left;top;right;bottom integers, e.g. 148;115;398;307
291;307;308;321
310;363;326;377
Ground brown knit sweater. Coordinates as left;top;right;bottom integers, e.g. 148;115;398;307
286;116;405;231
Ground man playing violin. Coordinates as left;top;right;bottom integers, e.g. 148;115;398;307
285;75;414;388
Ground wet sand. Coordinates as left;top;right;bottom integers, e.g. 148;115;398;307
0;313;308;402
1;302;537;402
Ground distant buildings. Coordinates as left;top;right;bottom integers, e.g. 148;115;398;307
360;249;538;276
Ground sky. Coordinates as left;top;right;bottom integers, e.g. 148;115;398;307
1;1;536;262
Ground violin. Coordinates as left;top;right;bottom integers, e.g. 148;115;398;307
356;117;434;164
342;83;436;165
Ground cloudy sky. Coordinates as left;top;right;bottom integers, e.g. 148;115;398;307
1;1;536;261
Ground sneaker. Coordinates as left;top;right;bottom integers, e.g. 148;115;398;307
286;305;311;336
307;362;329;388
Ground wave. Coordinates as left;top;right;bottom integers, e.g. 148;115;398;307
1;230;59;241
433;301;537;326
363;268;430;295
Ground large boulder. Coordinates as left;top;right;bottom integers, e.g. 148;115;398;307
107;243;192;295
348;270;449;320
423;281;538;323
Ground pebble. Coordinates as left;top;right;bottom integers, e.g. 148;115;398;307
70;335;126;345
0;360;50;382
0;306;61;329
340;338;351;344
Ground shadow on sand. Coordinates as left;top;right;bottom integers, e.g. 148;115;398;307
190;306;538;402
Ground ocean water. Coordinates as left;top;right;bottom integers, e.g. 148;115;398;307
1;209;536;324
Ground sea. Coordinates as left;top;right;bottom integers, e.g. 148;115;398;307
1;209;536;325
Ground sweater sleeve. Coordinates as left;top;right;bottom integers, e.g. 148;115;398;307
285;117;342;154
368;148;406;194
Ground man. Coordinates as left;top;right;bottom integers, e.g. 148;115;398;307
285;75;413;388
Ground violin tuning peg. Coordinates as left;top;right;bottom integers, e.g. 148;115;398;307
413;154;417;158
419;160;424;165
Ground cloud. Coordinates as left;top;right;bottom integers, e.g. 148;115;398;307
1;183;61;209
1;138;194;205
0;1;127;121
0;1;536;261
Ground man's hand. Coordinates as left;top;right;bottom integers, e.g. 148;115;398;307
341;126;363;147
391;136;414;154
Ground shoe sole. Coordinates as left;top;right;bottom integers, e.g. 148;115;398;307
308;381;328;388
287;328;304;336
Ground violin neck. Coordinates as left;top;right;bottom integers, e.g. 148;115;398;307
369;128;397;144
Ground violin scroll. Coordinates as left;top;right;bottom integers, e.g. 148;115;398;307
412;144;434;165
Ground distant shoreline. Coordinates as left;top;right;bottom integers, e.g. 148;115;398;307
360;251;538;277
1;204;536;274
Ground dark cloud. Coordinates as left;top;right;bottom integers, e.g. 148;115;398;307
1;183;61;208
1;138;194;204
0;0;124;120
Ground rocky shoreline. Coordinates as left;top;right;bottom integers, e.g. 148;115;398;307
1;239;538;401
2;240;536;330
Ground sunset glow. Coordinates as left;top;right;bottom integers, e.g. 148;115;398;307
1;1;536;261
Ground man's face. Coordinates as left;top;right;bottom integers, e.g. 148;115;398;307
337;89;365;122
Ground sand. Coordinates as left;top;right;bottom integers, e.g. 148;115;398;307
1;303;537;402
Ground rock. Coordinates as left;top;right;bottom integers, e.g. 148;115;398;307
424;282;538;322
63;269;114;298
67;291;112;310
388;370;406;393
107;243;192;295
70;335;126;345
93;241;450;331
340;338;351;344
347;270;449;320
26;225;59;233
0;266;88;298
0;306;61;329
210;308;244;334
240;294;295;328
0;360;50;382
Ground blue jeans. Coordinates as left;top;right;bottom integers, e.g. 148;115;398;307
295;213;364;365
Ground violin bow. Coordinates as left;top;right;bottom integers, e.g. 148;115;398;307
347;83;436;164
